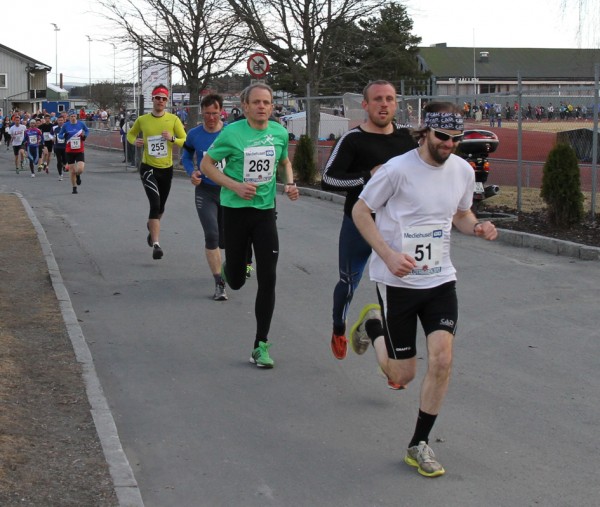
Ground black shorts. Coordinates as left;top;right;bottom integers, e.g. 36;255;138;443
44;141;54;152
377;281;458;360
12;145;23;156
67;152;85;164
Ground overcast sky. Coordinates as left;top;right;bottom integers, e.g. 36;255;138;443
1;0;596;88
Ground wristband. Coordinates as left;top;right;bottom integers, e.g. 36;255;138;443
285;182;296;186
171;136;176;142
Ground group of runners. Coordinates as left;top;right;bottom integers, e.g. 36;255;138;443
5;80;499;478
128;80;498;479
5;110;88;193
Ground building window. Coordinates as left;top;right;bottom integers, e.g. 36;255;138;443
480;84;496;94
0;74;7;88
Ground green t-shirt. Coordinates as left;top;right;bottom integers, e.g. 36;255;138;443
206;120;289;209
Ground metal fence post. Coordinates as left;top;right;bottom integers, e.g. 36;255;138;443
517;72;523;212
591;63;599;220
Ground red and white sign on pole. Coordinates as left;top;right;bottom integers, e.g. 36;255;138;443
247;53;270;79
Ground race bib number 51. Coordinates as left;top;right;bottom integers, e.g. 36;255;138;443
243;146;275;185
402;224;444;276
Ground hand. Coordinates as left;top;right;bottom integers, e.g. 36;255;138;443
191;170;202;186
474;221;498;241
235;182;257;200
135;138;144;147
285;184;299;200
161;130;172;141
383;251;417;278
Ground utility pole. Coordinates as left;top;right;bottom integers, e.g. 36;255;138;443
51;23;60;86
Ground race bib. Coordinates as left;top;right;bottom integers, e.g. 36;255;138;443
202;151;226;172
28;135;38;145
402;224;444;276
43;132;52;141
147;135;167;158
13;133;23;144
70;137;81;149
243;146;275;185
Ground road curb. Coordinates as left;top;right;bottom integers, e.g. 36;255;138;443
13;192;145;507
288;184;600;262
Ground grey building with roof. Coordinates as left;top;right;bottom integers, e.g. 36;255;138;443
417;44;600;97
0;43;51;116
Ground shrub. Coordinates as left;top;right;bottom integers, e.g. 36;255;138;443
292;135;317;184
540;143;584;227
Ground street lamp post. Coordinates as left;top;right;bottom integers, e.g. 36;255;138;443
111;43;116;85
86;35;92;102
50;23;60;86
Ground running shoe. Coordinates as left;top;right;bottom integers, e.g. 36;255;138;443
15;166;19;174
378;367;406;390
213;282;228;301
76;174;81;185
152;244;163;260
37;164;43;172
44;164;49;174
59;175;63;181
31;173;35;178
405;441;445;478
349;304;381;355
72;187;77;193
250;341;274;368
331;333;347;360
246;264;254;279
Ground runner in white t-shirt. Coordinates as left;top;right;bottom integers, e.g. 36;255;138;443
350;102;497;478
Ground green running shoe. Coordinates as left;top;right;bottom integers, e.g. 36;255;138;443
246;264;254;279
405;441;445;478
250;341;274;368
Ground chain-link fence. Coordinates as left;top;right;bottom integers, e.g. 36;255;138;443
290;79;599;215
86;78;600;214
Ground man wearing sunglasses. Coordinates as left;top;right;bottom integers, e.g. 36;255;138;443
350;102;497;478
321;80;417;366
127;84;187;260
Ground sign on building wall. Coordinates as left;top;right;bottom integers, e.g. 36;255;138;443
140;60;171;112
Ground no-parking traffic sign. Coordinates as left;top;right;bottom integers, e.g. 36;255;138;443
247;53;270;78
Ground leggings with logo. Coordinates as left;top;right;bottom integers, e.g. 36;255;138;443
223;206;278;342
140;164;173;219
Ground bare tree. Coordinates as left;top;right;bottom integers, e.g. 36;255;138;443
97;0;248;126
560;0;600;47
227;0;388;159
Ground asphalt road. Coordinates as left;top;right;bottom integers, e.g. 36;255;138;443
2;148;599;507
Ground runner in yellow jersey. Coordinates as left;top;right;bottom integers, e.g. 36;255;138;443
127;84;187;260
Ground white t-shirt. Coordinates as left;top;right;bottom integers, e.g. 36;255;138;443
9;124;26;146
359;148;474;289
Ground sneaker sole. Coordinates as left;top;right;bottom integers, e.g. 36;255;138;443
213;295;228;301
404;455;445;478
249;358;273;368
349;303;381;355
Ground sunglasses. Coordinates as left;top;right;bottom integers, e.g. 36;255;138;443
153;96;168;102
431;129;464;143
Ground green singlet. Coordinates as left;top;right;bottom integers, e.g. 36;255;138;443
206;120;289;210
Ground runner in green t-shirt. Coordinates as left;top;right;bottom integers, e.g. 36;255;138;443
200;83;299;368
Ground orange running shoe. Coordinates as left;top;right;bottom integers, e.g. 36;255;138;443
330;333;347;360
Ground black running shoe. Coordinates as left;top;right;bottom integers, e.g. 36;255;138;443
152;244;163;260
72;187;78;194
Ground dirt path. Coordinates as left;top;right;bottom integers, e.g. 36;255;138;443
0;194;118;506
